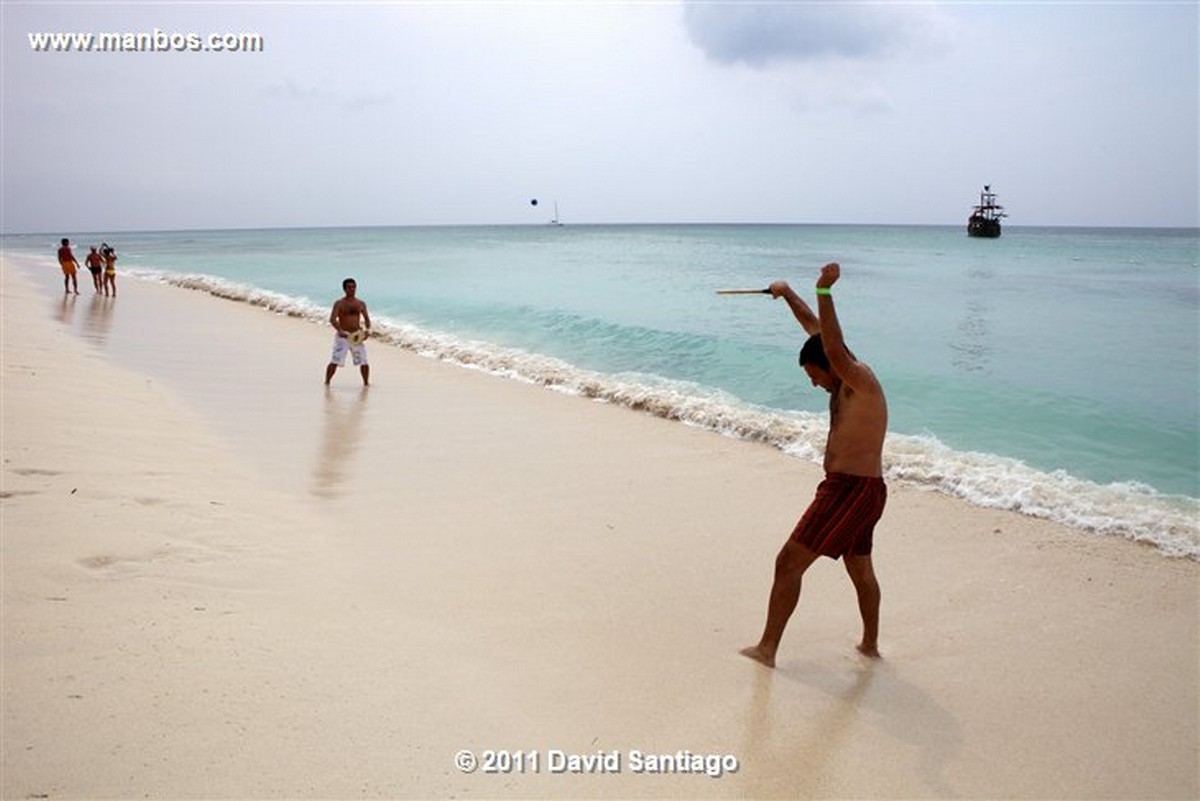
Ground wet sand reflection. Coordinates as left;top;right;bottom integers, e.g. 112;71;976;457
313;386;368;499
81;294;116;345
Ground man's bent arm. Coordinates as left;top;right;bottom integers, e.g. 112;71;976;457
769;280;820;335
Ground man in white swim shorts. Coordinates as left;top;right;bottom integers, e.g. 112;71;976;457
325;277;371;386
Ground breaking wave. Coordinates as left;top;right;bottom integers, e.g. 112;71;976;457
136;268;1200;560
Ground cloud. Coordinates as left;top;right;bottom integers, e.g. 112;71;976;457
682;0;947;67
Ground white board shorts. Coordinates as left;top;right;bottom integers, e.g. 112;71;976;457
330;334;368;367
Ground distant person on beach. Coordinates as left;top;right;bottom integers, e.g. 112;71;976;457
57;238;79;295
84;247;104;292
100;243;117;296
741;263;889;667
325;277;371;386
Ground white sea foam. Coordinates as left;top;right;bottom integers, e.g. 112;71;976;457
137;268;1200;560
884;434;1199;558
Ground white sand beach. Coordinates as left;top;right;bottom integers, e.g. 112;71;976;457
2;256;1197;799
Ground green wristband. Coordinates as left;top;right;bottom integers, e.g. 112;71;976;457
815;287;832;296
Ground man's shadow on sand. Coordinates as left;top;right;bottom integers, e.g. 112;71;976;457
742;658;962;798
312;387;368;499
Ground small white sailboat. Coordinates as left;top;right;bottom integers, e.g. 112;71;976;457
529;197;565;226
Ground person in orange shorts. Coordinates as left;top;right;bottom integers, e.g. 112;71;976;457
57;238;80;295
741;263;890;667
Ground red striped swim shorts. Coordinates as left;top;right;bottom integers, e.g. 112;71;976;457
791;473;887;559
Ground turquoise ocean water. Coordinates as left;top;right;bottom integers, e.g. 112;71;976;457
5;225;1198;557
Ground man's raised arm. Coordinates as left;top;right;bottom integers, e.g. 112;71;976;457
814;263;876;391
769;280;820;335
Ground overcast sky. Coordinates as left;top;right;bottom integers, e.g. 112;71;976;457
2;1;1196;232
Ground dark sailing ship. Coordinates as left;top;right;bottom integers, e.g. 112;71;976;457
967;185;1006;238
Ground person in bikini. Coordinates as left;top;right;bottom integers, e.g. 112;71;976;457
741;263;889;667
325;277;371;386
100;243;117;296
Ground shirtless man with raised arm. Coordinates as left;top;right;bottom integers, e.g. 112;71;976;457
741;263;889;667
324;278;372;386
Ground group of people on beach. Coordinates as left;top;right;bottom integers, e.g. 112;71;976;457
47;248;891;666
325;265;890;667
49;241;889;667
51;225;885;667
57;238;117;296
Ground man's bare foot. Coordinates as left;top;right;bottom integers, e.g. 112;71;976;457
856;643;881;659
739;645;776;668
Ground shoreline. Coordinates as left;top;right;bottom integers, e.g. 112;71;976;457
3;256;1197;798
11;243;1194;559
